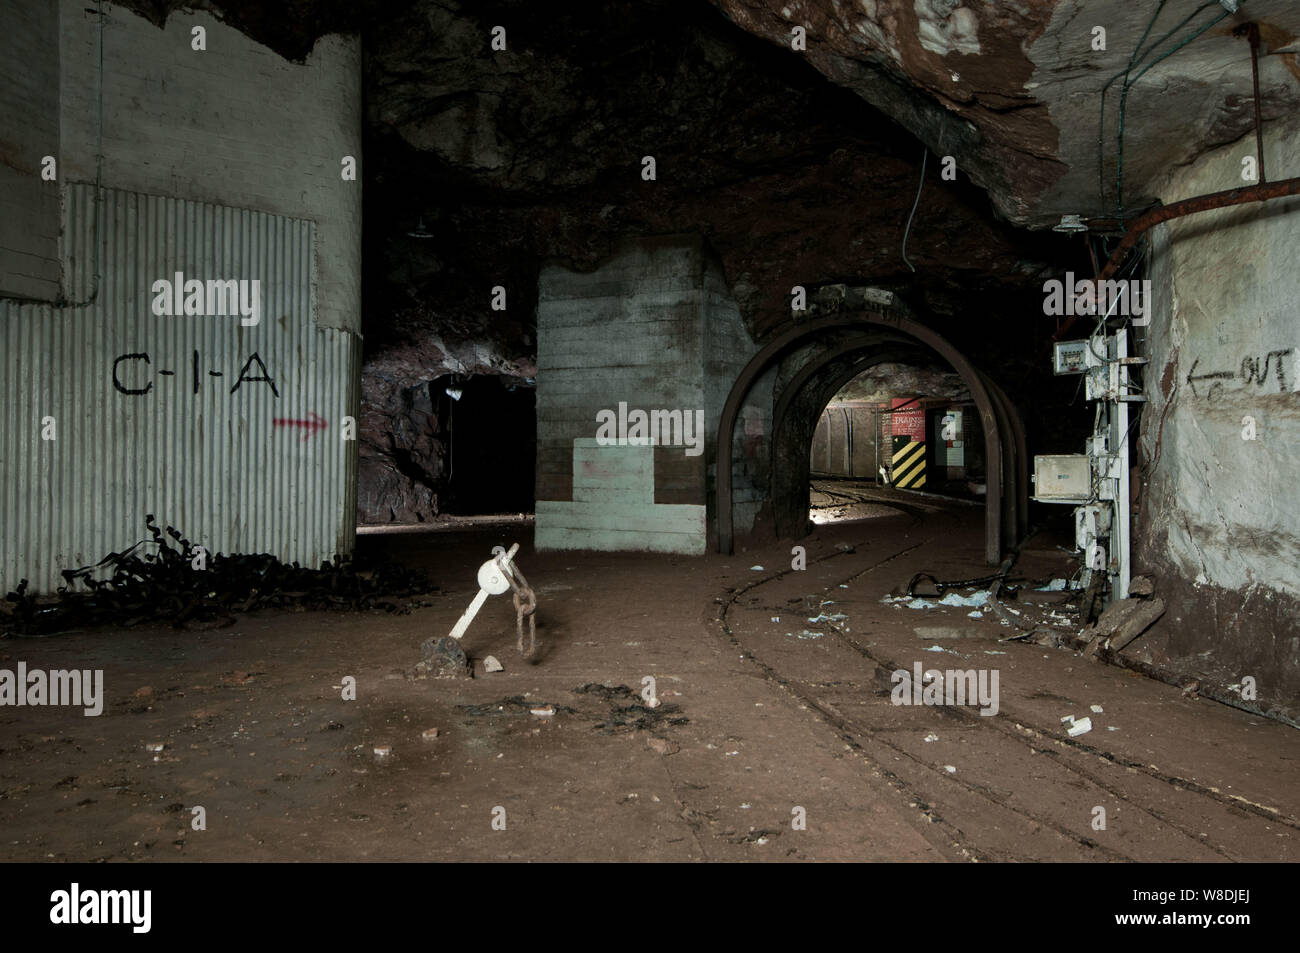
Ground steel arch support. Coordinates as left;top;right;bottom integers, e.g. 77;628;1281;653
716;313;1005;564
770;343;927;538
984;376;1029;540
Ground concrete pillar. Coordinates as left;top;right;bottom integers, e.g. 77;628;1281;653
535;235;759;554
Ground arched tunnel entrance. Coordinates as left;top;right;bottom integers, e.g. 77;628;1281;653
717;312;1028;565
802;350;984;525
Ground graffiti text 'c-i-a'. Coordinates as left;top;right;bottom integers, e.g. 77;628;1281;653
112;350;279;397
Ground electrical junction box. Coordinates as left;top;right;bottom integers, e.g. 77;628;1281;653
1085;363;1121;401
1053;339;1088;375
1082;335;1123;400
1032;454;1091;503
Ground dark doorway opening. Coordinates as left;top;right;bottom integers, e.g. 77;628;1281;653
445;377;537;515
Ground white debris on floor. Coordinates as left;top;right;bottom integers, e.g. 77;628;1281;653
938;589;991;607
884;588;992;612
1061;715;1093;737
808;611;848;623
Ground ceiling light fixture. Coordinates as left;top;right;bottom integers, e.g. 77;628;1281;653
1053;214;1089;233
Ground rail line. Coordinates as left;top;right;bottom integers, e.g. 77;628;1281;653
712;527;1297;862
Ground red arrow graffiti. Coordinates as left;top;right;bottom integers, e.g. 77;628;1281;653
273;411;328;441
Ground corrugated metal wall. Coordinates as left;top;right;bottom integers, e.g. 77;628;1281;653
810;404;879;479
1;183;359;592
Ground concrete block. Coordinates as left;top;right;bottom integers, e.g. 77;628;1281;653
535;500;705;535
535;507;707;555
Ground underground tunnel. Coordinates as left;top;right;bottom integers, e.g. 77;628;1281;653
1;0;1299;893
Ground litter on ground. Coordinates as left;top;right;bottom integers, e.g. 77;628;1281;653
808;612;848;623
938;589;991;607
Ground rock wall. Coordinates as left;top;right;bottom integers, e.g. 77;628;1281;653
357;337;535;523
1139;117;1300;699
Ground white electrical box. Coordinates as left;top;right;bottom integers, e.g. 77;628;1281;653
1053;339;1089;375
1032;454;1092;503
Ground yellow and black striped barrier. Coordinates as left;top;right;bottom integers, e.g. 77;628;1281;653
891;437;926;489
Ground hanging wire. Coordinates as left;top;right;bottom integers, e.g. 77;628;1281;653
1096;1;1232;211
1098;0;1169;204
901;146;928;273
1117;3;1233;209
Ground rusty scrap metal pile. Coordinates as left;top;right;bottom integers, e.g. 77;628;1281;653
1;516;434;636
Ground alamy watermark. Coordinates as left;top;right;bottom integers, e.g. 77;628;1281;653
50;883;150;933
1043;271;1151;326
891;662;999;717
150;271;260;326
595;402;704;457
0;663;103;716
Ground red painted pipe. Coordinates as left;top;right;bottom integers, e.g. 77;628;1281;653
1099;176;1300;281
1054;176;1300;339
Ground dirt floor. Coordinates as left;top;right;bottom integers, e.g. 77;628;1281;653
2;490;1297;862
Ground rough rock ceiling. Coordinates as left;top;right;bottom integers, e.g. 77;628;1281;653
358;0;1086;354
835;361;969;401
124;0;1300;232
709;0;1300;225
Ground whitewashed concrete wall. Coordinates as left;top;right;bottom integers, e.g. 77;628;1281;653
57;0;361;332
1140;117;1300;690
0;1;61;300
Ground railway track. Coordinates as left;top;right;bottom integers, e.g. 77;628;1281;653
712;528;1298;862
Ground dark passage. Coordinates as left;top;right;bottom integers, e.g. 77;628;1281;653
446;377;537;515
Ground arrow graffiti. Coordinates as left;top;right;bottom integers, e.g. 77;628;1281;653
1185;358;1234;401
273;412;327;441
